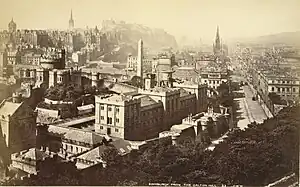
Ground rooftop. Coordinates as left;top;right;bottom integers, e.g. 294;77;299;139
17;148;49;161
133;95;158;107
171;124;193;132
48;125;104;145
77;139;132;161
54;115;95;128
0;100;22;117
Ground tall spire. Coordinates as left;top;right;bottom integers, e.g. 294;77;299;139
69;9;74;30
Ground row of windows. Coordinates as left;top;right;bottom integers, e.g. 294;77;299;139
99;126;119;132
271;80;297;84
271;87;297;93
100;105;120;113
64;144;84;153
204;80;221;85
100;116;120;123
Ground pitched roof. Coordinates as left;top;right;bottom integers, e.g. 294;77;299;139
0;101;22;117
133;95;158;107
179;88;191;97
48;125;104;145
77;139;132;162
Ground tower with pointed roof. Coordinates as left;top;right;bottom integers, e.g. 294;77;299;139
8;18;17;33
69;10;74;30
213;26;222;56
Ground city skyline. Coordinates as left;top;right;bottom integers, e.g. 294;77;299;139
0;0;300;42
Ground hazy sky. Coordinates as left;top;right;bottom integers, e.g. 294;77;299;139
1;0;299;41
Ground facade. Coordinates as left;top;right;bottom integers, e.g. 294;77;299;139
199;65;228;89
252;69;300;102
46;125;104;158
95;94;164;140
127;55;152;73
95;70;208;141
11;148;50;175
0;49;8;78
0;99;37;153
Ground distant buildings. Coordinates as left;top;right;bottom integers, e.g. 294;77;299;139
199;62;229;89
8;18;17;33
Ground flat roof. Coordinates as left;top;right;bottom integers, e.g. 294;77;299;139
56;115;95;127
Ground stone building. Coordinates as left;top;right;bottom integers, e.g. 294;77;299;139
95;71;208;141
0;98;37;154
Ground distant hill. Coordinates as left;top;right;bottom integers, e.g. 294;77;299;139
101;20;178;51
231;31;300;46
255;31;300;46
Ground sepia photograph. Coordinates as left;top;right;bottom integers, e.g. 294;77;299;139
0;0;299;186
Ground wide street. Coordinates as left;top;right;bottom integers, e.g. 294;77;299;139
207;73;269;150
231;74;268;128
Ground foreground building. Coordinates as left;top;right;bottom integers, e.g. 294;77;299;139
95;70;207;141
0;98;37;153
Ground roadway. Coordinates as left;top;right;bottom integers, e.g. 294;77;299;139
206;74;268;150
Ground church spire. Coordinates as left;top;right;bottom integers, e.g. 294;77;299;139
69;9;74;30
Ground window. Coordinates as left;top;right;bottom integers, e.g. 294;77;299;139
272;80;275;83
76;147;78;153
287;81;290;84
100;105;104;110
116;107;119;113
100;116;104;120
209;80;211;84
40;76;42;81
293;88;296;92
204;80;207;82
277;87;280;92
217;81;219;84
282;88;285;92
116;118;119;123
120;148;126;154
107;117;112;124
71;146;73;152
100;126;103;129
213;81;215;84
115;128;119;132
271;87;274;92
108;106;112;111
286;88;290;92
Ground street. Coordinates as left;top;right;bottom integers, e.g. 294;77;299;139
206;74;269;151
